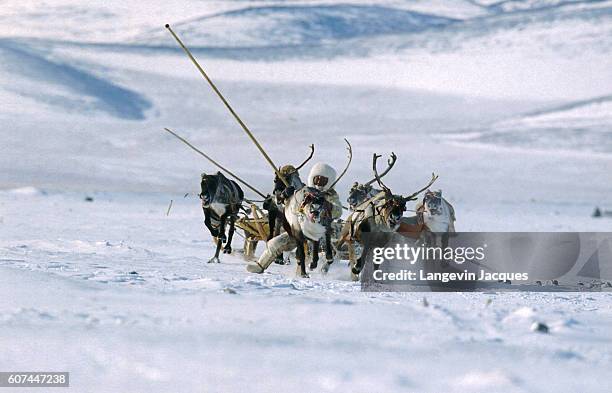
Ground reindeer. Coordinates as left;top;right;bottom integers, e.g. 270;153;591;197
264;141;351;271
249;186;333;277
284;187;334;277
338;154;438;280
200;171;244;263
270;144;314;209
265;145;313;236
399;190;456;247
261;145;315;265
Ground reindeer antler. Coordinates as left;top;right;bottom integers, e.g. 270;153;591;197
366;152;397;187
295;144;315;170
402;173;439;202
328;139;352;190
372;153;393;192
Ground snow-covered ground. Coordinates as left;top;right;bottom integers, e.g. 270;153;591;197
1;1;612;392
2;189;612;393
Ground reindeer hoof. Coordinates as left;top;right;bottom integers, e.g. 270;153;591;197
321;262;331;274
208;256;220;264
223;247;232;254
309;261;318;270
298;272;310;278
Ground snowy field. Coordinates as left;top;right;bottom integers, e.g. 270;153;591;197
1;1;612;392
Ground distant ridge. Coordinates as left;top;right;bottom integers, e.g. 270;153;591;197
139;5;456;48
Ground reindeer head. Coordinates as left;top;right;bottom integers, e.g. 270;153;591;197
371;152;405;227
272;145;314;201
300;189;332;227
379;192;408;228
347;182;375;210
199;172;220;207
422;190;443;215
346;152;396;210
274;165;302;195
370;153;439;229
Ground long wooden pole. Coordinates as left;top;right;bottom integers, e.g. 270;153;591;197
164;128;267;198
165;24;289;187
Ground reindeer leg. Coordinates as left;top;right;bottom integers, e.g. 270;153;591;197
267;209;276;241
273;216;287;265
442;232;449;249
209;217;225;263
209;237;223;263
204;210;220;263
354;253;367;278
320;227;334;274
310;241;319;270
325;227;334;262
295;237;309;278
218;216;227;243
350;222;369;278
203;210;219;238
351;251;366;279
223;216;236;254
348;240;359;281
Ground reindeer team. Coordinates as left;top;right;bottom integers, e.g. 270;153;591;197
197;146;456;281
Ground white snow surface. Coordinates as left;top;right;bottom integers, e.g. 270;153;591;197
1;1;612;392
2;190;612;393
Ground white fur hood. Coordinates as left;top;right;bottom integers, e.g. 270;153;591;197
307;162;337;191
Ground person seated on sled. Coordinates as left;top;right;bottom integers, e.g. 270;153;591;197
248;163;342;274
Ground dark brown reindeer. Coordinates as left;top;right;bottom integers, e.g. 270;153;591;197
264;144;314;237
338;154;438;280
263;144;315;265
200;171;244;263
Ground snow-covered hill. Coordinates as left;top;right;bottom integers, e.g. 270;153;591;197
515;95;612;127
440;95;612;154
140;5;457;48
0;39;151;119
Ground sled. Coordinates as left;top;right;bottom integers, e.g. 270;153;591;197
235;204;270;259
